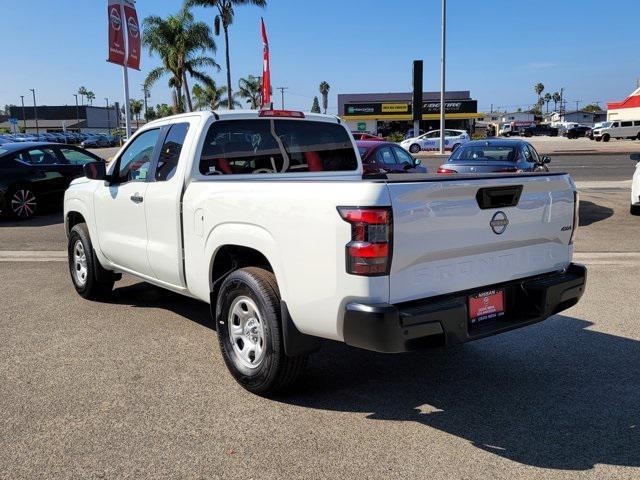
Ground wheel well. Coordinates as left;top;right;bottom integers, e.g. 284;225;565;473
66;211;86;235
211;245;273;298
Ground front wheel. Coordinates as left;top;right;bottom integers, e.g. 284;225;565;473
68;223;115;300
409;144;421;154
602;134;610;142
216;267;308;395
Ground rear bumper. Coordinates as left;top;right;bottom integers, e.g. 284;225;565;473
343;263;587;353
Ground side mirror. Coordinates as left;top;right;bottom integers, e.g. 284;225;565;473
413;158;422;167
630;153;640;161
83;161;107;180
542;156;551;164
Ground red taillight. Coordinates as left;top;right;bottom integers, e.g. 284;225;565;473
437;167;457;174
258;109;305;118
338;207;392;276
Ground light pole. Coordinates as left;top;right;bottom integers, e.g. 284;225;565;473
439;0;447;154
73;94;80;132
142;84;150;121
29;89;39;135
20;95;26;132
105;98;111;135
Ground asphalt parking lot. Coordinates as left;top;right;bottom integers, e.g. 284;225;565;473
1;154;639;479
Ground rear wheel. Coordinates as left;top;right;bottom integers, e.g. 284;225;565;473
409;144;420;154
5;186;37;219
216;267;308;395
631;204;640;216
68;223;115;300
602;134;610;142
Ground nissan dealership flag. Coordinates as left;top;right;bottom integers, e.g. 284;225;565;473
123;0;141;70
260;18;271;107
107;0;126;66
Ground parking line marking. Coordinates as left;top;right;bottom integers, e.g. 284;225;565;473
0;251;67;262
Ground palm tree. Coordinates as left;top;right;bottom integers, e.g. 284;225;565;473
187;0;267;110
86;91;96;106
543;92;552;114
192;78;240;110
311;96;321;113
534;82;545;107
552;91;561;112
319;81;330;114
130;99;144;128
77;86;88;106
143;7;217;113
237;75;263;109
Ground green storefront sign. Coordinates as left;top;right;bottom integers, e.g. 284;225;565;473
357;122;367;132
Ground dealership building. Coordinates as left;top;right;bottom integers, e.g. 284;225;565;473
607;87;640;121
338;91;480;136
1;105;120;134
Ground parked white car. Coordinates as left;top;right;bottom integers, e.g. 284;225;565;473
631;153;640;215
64;110;586;394
592;120;640;142
400;129;470;153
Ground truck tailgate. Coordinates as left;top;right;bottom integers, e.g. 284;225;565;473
385;173;576;304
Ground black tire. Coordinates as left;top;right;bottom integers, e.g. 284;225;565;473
68;223;115;300
602;134;610;142
216;267;308;395
409;143;420;154
4;185;37;219
636;132;640;141
595;137;602;142
631;204;640;216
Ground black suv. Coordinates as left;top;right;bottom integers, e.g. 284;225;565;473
523;124;559;137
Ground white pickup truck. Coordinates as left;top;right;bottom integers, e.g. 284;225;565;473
64;110;586;394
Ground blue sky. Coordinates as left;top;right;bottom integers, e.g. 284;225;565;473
2;0;639;114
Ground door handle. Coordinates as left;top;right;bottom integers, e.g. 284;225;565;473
130;194;144;203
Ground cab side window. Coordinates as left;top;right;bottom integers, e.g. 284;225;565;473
155;123;189;181
115;129;160;183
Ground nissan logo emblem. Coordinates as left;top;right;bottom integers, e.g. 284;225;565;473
490;211;509;235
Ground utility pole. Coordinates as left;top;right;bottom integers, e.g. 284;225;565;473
73;94;80;132
29;89;39;135
559;87;564;114
105;98;111;135
490;103;493;113
277;87;288;110
575;100;581;112
20;95;26;132
439;0;447;154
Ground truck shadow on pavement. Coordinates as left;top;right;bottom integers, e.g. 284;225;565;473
282;315;639;471
579;200;614;226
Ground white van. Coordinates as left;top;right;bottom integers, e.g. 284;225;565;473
592;120;640;142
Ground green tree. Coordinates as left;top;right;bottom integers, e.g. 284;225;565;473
187;0;267;110
310;96;321;113
237;75;263;109
534;82;545;106
582;103;603;113
192;78;240;110
155;103;173;118
145;106;157;121
143;6;217;113
543;92;552;114
319;81;330;114
130;99;144;128
77;86;88;105
552;91;561;112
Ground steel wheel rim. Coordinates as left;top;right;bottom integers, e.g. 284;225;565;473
228;296;265;369
10;189;36;218
72;240;88;287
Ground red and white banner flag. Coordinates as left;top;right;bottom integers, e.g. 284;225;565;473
123;0;141;70
260;18;271;108
107;0;126;66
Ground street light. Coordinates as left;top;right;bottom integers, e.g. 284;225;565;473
29;89;39;135
73;94;80;133
105;98;110;135
20;95;26;132
439;0;447;155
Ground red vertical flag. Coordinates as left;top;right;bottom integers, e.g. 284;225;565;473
107;0;126;66
123;0;141;70
261;18;271;108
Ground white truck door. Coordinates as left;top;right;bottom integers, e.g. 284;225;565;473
144;122;192;287
94;128;161;276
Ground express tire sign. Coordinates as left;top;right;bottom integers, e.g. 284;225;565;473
344;100;477;117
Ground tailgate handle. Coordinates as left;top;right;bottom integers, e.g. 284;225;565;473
476;185;523;209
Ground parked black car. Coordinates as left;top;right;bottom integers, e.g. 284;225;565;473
523;124;559;137
563;125;591;139
437;139;550;174
0;142;103;219
356;140;427;175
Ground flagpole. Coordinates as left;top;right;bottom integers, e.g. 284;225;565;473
120;0;132;138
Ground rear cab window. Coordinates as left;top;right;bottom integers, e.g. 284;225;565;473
199;119;358;175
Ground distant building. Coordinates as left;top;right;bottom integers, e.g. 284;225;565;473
1;105;119;134
546;110;607;125
498;112;535;123
607;87;640;121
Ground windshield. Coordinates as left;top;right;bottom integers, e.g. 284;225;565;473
450;145;518;162
596;122;611;129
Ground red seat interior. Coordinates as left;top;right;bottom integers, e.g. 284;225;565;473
304;151;323;172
